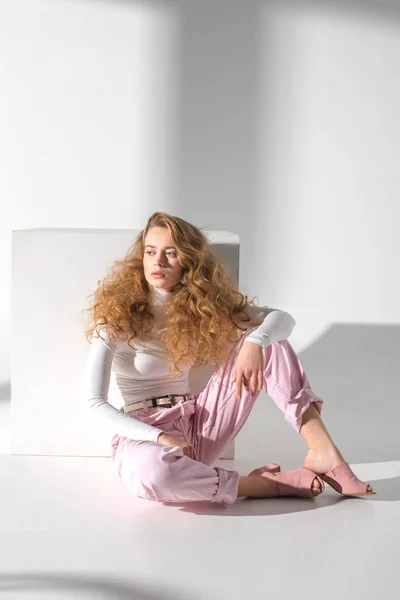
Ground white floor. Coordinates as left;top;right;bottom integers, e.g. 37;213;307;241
1;397;399;600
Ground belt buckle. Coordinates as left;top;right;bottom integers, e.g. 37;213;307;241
168;394;177;406
168;394;187;407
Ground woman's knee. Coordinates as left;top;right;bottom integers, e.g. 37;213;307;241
127;443;184;501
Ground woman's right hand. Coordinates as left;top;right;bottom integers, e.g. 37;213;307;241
157;432;198;461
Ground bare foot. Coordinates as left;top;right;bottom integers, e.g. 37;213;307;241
303;447;374;493
248;466;323;496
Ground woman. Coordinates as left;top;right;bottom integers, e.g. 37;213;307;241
81;211;375;505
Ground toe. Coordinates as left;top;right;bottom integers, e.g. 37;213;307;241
312;477;322;496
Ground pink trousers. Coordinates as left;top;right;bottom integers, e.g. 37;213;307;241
110;327;324;505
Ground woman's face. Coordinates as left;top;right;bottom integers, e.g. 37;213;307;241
143;227;184;293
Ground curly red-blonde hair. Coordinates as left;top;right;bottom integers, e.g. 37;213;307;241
81;211;264;377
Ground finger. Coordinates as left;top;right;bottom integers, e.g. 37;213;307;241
251;373;257;395
258;369;263;391
252;371;260;395
247;373;253;395
184;444;195;460
236;371;242;398
243;372;251;391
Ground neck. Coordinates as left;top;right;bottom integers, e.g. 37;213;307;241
151;285;171;294
149;284;172;304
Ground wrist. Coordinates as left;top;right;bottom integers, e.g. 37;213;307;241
243;339;263;348
244;336;268;349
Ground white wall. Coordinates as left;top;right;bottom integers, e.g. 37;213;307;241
0;0;181;384
1;0;399;458
254;0;400;349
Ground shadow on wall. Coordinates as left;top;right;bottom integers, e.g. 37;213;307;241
234;322;400;467
296;322;400;464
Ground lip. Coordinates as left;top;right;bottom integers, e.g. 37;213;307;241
151;272;165;276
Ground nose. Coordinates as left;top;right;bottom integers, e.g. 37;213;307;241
153;255;165;267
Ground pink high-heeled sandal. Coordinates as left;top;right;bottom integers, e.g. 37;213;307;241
316;462;376;496
248;463;281;476
248;464;325;498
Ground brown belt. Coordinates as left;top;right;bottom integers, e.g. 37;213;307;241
124;393;197;413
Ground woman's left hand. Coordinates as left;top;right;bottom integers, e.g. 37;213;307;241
232;341;264;398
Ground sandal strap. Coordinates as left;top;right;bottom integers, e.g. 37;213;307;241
274;467;323;498
321;461;369;494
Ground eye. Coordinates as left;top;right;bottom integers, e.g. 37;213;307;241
145;251;177;257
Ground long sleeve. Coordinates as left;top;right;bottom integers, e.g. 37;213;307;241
242;305;296;348
80;331;165;443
